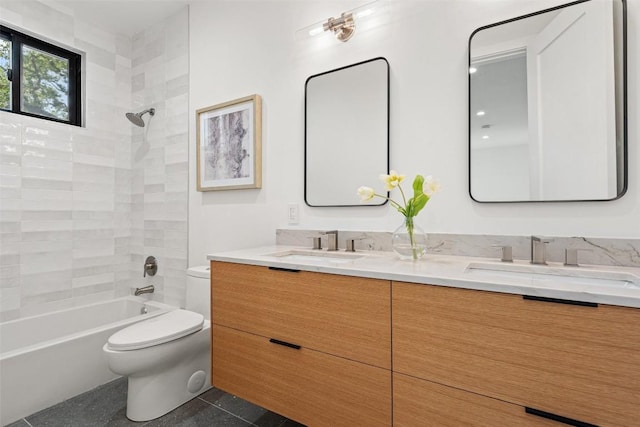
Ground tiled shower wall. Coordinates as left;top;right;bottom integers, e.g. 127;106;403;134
130;8;189;308
0;1;189;321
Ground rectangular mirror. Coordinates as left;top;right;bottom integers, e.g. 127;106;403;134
305;57;389;207
469;0;627;202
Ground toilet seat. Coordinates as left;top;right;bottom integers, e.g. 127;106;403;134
107;310;204;351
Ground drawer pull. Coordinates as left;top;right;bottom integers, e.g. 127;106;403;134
268;267;301;273
525;407;599;427
269;338;301;350
522;295;598;308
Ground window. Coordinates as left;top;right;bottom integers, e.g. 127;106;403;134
0;25;81;126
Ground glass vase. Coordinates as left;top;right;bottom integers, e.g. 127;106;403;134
392;217;427;261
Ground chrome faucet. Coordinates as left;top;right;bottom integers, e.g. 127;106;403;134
321;230;339;251
134;285;155;296
530;236;552;265
492;245;513;262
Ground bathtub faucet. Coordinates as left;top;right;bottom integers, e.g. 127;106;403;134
134;285;155;296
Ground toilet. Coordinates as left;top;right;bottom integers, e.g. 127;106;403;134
103;266;212;421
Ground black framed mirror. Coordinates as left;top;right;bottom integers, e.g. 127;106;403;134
469;0;627;203
305;57;390;207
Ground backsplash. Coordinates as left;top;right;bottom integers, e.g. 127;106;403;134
276;229;640;268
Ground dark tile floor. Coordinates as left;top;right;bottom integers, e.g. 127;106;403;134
6;377;305;427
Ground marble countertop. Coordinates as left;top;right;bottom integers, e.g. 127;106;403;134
207;246;640;308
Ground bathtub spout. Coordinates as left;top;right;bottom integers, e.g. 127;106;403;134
134;285;155;296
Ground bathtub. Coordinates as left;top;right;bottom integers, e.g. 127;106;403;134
0;296;176;426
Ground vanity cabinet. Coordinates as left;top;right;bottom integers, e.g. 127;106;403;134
210;258;639;426
393;373;556;426
210;261;392;427
393;281;640;427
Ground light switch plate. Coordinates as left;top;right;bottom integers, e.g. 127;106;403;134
287;203;299;224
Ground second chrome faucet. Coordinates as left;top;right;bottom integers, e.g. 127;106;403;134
498;237;585;266
321;230;339;251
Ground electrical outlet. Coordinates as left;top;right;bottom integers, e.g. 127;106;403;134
287;203;299;224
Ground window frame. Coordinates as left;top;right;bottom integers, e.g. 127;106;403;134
1;25;82;126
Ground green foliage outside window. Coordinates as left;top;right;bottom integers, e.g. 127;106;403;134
0;38;9;110
1;25;80;125
22;46;69;121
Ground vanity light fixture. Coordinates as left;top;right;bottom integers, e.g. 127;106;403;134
476;111;485;116
297;0;383;42
324;13;356;42
482;135;490;140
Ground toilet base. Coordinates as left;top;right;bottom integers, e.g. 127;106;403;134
124;325;211;422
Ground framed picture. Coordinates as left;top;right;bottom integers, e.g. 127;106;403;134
196;94;262;191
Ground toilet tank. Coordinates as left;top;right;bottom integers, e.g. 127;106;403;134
186;266;211;319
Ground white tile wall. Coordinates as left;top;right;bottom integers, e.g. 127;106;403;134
0;2;189;320
130;7;189;309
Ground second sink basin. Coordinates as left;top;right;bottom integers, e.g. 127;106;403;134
466;262;640;289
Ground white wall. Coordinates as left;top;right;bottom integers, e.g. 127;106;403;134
188;0;639;266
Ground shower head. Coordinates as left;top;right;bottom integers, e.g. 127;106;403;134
126;108;155;127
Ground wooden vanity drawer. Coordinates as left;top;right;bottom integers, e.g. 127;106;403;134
393;282;640;426
212;324;391;427
394;373;557;426
211;261;391;369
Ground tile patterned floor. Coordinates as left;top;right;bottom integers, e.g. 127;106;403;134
6;377;305;427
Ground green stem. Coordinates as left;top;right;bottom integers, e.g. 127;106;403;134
397;184;408;209
405;216;418;260
373;193;407;215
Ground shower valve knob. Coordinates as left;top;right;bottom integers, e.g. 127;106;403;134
143;256;157;277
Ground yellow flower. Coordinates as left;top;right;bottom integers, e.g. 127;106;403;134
379;170;406;191
357;186;375;201
423;175;441;196
358;172;440;261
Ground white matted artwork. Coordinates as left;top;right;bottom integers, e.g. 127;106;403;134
196;94;262;191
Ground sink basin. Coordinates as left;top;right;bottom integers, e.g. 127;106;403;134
466;262;640;289
265;249;364;264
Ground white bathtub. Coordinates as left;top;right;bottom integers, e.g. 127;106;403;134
0;296;176;426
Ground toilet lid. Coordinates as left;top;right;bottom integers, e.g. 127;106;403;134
107;310;204;351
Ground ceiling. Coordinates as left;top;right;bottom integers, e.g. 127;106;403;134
55;0;190;37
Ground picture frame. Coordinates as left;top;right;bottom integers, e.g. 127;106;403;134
196;94;262;191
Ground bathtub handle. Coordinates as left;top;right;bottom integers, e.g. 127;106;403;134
143;256;157;277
